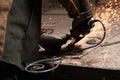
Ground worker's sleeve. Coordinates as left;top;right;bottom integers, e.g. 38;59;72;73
3;0;41;69
57;0;93;40
57;0;92;19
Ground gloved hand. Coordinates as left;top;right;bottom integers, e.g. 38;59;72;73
70;18;93;42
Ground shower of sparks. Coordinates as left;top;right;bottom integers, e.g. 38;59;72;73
92;0;120;40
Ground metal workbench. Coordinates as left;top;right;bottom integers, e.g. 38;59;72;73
41;7;120;79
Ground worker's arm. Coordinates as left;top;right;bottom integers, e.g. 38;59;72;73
57;0;93;41
57;0;93;19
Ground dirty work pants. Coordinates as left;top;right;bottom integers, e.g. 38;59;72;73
3;0;41;69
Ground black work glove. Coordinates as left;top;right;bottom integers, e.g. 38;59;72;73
70;18;93;42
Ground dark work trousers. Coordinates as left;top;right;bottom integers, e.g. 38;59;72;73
3;0;41;71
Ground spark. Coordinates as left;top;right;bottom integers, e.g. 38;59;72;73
92;0;120;39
